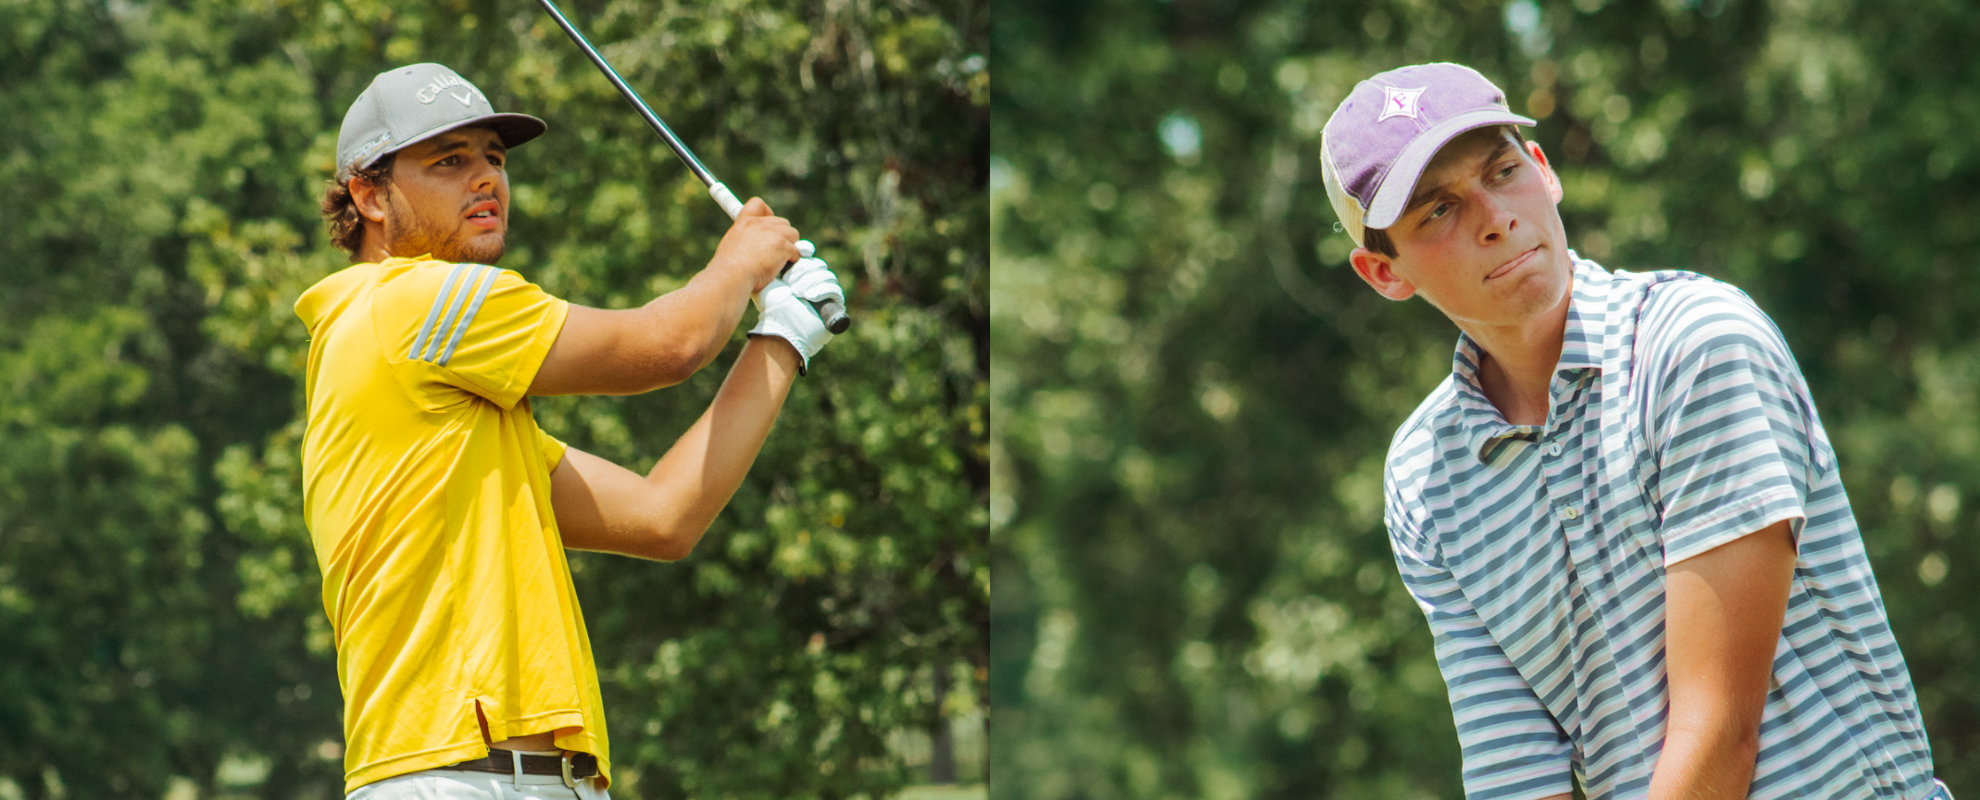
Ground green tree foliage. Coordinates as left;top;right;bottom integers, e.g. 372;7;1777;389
993;0;1979;796
0;0;986;797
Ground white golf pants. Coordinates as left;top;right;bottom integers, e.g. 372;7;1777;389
345;766;610;800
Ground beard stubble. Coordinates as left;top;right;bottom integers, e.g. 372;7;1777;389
382;191;506;265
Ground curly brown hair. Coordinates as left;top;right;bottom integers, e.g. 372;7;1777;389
320;154;397;258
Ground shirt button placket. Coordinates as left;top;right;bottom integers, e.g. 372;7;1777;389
1544;441;1577;520
1543;439;1582;523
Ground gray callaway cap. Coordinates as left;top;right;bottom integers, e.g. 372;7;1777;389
335;63;546;181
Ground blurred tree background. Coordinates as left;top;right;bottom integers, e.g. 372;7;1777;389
0;0;986;798
993;0;1980;797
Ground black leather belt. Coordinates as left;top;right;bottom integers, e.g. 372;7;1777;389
447;749;598;786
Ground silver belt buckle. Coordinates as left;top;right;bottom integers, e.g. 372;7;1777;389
561;751;577;789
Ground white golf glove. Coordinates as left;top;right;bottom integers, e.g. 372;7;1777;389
748;256;845;375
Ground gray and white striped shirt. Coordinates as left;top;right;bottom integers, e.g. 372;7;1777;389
1384;257;1938;799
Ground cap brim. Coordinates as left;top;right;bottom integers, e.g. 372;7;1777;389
355;112;548;173
1363;109;1536;230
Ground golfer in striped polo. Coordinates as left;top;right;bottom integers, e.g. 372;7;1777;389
1326;63;1951;799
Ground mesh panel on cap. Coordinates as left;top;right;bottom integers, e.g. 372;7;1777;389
1320;133;1366;248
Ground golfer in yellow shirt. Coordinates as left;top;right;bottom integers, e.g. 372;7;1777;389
296;63;844;799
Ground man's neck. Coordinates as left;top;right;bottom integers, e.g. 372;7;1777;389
1463;295;1572;428
358;235;393;264
358;225;432;264
358;241;443;265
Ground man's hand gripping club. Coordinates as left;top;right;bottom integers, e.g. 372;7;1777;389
713;197;804;294
749;254;844;375
719;198;846;375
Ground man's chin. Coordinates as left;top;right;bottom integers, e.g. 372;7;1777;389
450;234;506;265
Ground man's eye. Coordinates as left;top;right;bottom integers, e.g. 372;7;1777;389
488;155;504;167
1497;164;1518;179
1428;202;1452;219
437;155;460;166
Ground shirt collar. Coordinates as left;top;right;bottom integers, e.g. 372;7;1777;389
1448;335;1511;463
1450;253;1612;463
1556;255;1610;373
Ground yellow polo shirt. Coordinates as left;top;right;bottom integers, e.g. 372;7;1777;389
295;256;610;792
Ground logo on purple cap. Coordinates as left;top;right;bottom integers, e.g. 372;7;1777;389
1379;86;1426;122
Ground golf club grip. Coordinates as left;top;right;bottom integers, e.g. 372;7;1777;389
818;299;851;334
776;258;851;334
736;199;850;334
716;193;857;333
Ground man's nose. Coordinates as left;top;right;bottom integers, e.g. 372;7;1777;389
1477;191;1516;243
469;159;502;193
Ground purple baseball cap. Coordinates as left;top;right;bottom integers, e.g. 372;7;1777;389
1321;63;1534;246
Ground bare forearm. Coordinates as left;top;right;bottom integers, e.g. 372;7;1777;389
532;199;798;397
1649;521;1794;800
638;335;800;559
535;265;757;397
635;263;757;378
1647;721;1759;799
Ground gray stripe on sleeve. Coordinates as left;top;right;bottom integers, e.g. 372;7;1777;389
436;266;503;366
423;264;488;362
410;262;470;360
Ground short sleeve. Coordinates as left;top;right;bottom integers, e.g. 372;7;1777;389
1387;508;1576;800
1641;284;1816;565
536;427;568;472
377;263;570;410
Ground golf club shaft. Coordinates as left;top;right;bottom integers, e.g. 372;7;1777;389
536;0;851;334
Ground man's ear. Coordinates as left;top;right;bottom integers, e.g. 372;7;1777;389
350;176;390;223
1526;140;1563;205
1349;246;1416;301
